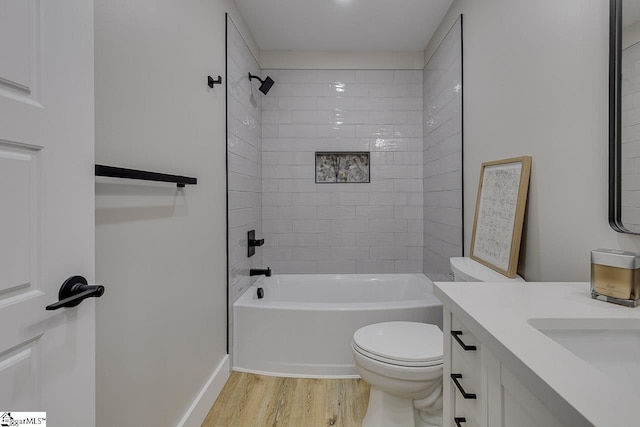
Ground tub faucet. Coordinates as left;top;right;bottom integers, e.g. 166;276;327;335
250;267;271;277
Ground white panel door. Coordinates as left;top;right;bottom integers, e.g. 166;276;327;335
0;0;95;425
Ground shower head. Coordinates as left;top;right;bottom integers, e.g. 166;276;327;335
248;73;275;95
258;76;274;95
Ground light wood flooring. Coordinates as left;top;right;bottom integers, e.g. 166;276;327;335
202;372;370;427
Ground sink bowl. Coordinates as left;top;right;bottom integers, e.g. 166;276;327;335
528;318;640;394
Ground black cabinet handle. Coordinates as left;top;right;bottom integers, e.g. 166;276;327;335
46;276;105;310
451;330;477;351
451;374;476;399
454;417;466;427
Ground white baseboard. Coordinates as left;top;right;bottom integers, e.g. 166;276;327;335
177;354;230;427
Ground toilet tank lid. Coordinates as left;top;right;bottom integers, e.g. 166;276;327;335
450;257;525;282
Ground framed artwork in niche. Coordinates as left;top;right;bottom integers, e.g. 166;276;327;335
315;152;370;183
469;156;532;278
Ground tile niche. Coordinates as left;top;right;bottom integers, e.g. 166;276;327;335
315;152;370;183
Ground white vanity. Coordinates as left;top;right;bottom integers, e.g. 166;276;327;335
434;281;640;427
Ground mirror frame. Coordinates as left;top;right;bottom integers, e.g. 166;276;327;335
609;0;638;233
610;0;626;232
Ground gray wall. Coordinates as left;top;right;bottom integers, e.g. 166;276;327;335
425;0;640;281
622;41;640;231
95;1;252;425
423;17;463;276
261;69;424;274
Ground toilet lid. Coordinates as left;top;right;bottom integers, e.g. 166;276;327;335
353;322;443;366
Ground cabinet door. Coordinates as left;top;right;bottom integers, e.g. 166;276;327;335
488;358;564;427
445;308;487;427
444;308;455;426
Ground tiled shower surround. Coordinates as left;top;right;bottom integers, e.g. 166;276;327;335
261;69;425;274
423;18;464;275
227;18;463;280
227;16;262;305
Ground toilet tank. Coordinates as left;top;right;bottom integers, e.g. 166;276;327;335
450;257;525;282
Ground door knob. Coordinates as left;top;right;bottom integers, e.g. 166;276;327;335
46;275;105;310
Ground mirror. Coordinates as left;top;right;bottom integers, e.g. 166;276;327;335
610;0;640;233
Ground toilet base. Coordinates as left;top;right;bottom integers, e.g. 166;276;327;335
362;387;415;427
415;408;442;427
362;388;442;427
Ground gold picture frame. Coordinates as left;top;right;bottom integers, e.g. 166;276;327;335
469;156;532;278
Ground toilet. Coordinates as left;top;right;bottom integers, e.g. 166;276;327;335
352;257;524;427
352;322;444;427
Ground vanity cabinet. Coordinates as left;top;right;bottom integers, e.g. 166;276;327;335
443;308;564;427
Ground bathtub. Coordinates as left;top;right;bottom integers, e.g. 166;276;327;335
232;274;443;378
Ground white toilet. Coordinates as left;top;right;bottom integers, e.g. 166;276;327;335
352;257;524;427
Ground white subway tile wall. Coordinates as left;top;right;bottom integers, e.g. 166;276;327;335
227;17;263;309
423;17;464;275
622;42;640;231
262;69;424;274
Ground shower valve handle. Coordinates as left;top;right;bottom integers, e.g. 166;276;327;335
249;238;264;247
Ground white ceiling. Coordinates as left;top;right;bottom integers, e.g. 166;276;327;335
233;0;453;52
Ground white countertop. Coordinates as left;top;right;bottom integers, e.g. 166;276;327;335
433;281;640;427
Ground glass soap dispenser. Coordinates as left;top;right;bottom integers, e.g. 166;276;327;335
591;249;640;307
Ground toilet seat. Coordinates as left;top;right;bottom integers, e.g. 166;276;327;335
352;322;443;367
352;343;443;382
353;344;443;368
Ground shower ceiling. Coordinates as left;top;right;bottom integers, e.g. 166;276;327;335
233;0;453;51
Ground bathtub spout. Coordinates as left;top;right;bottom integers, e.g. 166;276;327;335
250;267;271;277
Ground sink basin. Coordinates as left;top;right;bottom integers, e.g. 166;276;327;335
528;318;640;394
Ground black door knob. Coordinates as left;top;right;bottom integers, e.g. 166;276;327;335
46;275;105;310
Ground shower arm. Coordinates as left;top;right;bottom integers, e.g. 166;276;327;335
248;72;264;84
248;72;275;95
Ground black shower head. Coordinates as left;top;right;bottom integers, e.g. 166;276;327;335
248;72;275;95
259;76;274;95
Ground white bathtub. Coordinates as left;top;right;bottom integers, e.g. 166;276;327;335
232;274;443;378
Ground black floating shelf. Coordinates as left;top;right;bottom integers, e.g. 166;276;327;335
95;164;197;188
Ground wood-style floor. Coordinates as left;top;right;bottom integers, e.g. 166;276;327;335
202;372;370;427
